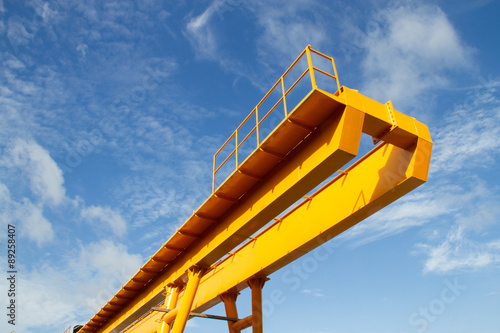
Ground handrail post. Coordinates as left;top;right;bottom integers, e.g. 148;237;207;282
331;58;341;92
235;130;239;168
305;45;317;90
212;154;216;193
281;77;288;117
255;107;260;146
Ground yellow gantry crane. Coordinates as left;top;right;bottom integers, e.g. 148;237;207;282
78;45;432;333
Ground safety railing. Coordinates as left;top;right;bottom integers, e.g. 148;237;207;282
212;45;341;192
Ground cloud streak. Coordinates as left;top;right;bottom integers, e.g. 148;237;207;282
416;225;500;274
359;3;474;108
81;205;128;237
0;239;143;332
2;138;66;205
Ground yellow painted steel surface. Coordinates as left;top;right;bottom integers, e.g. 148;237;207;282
123;137;431;333
79;46;432;333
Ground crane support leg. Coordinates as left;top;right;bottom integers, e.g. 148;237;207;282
170;267;205;333
248;278;266;333
220;292;240;333
158;285;182;333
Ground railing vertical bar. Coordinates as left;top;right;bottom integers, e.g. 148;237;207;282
235;131;239;168
331;58;341;92
255;107;260;146
305;45;317;90
212;155;216;193
281;77;288;117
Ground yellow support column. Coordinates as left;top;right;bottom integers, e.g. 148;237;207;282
220;292;240;333
158;284;182;333
248;278;267;333
170;267;206;333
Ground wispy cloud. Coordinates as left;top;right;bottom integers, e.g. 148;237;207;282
0;138;66;247
0;239;143;332
249;0;329;64
75;239;143;280
185;0;330;89
2;138;66;205
81;205;127;237
0;183;54;247
184;0;264;88
431;78;500;174
358;3;474;108
338;181;482;248
416;225;500;274
16;199;55;246
301;288;325;297
185;1;222;59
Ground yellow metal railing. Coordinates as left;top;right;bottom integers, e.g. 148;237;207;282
212;45;341;192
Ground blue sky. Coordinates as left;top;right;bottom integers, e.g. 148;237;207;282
1;0;499;332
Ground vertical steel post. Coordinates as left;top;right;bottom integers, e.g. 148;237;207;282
235;130;239;168
255;107;260;146
281;77;288;118
212;154;216;193
248;277;266;333
221;292;240;333
158;284;182;333
170;267;205;333
305;46;317;90
331;57;341;93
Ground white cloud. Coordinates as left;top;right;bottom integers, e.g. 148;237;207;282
2;138;66;205
75;239;143;280
17;267;79;330
431;79;500;174
250;0;328;63
359;3;474;107
1;240;144;332
81;205;127;237
414;181;500;274
0;182;54;247
339;183;475;247
185;0;328;89
16;199;55;246
184;0;260;86
185;1;222;59
301;288;325;297
416;225;500;274
74;239;144;315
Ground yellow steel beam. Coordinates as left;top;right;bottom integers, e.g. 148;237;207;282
338;87;432;148
80;44;433;333
83;89;431;333
92;101;364;333
123;137;432;333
